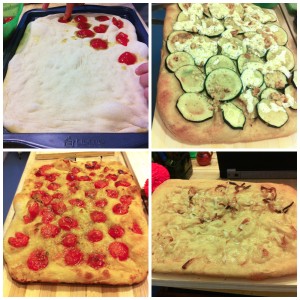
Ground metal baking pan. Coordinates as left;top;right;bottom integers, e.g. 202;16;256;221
3;5;148;149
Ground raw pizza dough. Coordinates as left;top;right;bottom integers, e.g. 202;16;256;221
152;179;297;279
4;159;148;284
156;4;297;144
4;13;148;133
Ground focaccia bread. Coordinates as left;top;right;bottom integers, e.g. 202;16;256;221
4;159;148;284
156;4;297;144
4;13;148;133
152;179;296;279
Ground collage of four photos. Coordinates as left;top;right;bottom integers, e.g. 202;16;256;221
3;2;297;297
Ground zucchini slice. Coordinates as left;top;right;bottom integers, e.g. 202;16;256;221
266;46;295;71
223;17;244;34
177;11;189;22
205;55;237;75
264;71;288;89
284;85;297;110
237;53;264;74
263;24;288;46
200;18;224;37
208;4;230;19
176;92;214;122
175;65;205;93
221;102;246;129
260;88;282;100
178;3;191;12
262;8;278;23
257;99;288;128
243;33;269;58
292;70;297;88
167;31;194;54
177;35;218;66
241;69;264;89
166;52;195;73
205;68;243;101
218;37;245;60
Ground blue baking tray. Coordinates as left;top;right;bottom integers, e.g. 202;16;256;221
3;5;148;149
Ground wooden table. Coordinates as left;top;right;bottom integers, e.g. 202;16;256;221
152;5;297;149
153;153;297;297
3;151;149;297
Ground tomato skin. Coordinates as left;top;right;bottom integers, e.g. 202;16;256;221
106;189;119;198
61;233;78;247
87;253;105;269
58;216;78;231
64;248;84;266
118;52;137;65
41;224;60;238
108;225;125;239
90;211;107;223
120;195;133;205
87;229;104;242
108;242;129;261
112;203;129;215
8;232;30;248
27;249;49;271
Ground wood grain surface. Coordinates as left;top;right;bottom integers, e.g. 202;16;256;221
3;152;148;297
152;4;297;149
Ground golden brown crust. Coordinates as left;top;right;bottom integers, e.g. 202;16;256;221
4;159;148;285
156;4;297;145
152;179;297;279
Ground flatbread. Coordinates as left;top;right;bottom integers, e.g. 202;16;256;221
4;13;148;133
152;179;297;279
156;4;297;144
4;159;148;284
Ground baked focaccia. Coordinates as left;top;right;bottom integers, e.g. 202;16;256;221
156;4;297;144
4;159;148;284
152;179;296;279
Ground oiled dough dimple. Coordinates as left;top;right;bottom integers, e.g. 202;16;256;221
4;13;148;133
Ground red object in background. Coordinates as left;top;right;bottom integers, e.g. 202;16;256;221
3;16;14;24
144;163;170;198
197;152;213;166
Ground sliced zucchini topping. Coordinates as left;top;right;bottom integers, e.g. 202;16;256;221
205;68;242;101
166;4;295;130
264;71;287;89
177;11;190;22
176;92;214;122
199;18;224;37
221;102;246;129
284;85;297;110
292;70;297;88
257;99;288;128
260;88;282;100
205;55;237;75
175;65;205;93
262;24;288;46
266;46;295;71
237;53;264;73
223;17;244;34
174;35;218;66
166;52;195;72
218;37;245;60
243;33;270;57
208;4;232;19
167;31;194;54
241;69;264;89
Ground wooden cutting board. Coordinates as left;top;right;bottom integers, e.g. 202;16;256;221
3;151;148;297
152;4;297;149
